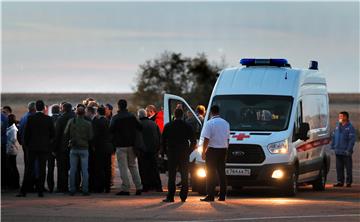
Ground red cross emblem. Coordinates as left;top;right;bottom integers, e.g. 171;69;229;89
232;133;250;141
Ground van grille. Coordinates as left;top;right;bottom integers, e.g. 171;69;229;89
227;144;265;164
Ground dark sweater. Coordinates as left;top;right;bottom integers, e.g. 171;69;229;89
110;110;142;147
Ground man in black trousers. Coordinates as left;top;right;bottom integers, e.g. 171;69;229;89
200;105;230;202
54;103;75;193
17;100;55;197
93;106;114;193
162;108;196;202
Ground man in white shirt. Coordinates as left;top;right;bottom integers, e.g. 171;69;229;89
200;105;230;202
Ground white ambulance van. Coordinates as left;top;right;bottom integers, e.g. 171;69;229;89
164;58;331;196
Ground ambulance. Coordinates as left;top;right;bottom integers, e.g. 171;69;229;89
164;58;331;196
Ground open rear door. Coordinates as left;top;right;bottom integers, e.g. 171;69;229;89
163;93;202;135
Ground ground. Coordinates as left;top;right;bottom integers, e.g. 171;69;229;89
1;143;359;222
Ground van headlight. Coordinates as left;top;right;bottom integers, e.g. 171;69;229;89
267;139;289;154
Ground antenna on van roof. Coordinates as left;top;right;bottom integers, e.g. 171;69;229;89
309;61;318;70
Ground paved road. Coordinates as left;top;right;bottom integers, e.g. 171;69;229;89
2;144;359;222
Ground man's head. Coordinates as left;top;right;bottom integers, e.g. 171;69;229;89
105;104;113;118
145;105;157;117
8;114;17;126
339;111;349;124
51;104;60;115
35;100;45;112
117;99;127;111
196;105;206;116
137;109;147;119
28;101;36;113
86;106;96;118
174;108;183;120
76;104;86;116
210;105;220;117
97;105;106;116
2;106;12;116
62;103;72;113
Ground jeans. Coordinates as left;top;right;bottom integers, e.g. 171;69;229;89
69;149;89;193
336;154;353;184
116;147;142;192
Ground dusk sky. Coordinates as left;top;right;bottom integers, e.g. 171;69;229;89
2;2;359;93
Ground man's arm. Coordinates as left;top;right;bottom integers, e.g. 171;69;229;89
201;137;210;160
346;126;356;154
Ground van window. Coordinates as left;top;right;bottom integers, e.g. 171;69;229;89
168;99;202;137
302;95;328;130
211;95;293;131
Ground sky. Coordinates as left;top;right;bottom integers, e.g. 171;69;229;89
2;1;359;93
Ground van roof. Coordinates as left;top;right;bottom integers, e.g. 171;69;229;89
214;66;326;97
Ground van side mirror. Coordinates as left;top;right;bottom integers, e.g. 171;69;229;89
298;122;310;141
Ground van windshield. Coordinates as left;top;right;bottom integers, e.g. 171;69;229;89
211;95;293;131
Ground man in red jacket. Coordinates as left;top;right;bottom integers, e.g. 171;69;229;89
146;105;164;133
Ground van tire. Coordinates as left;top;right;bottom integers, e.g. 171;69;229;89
282;170;298;197
312;166;326;191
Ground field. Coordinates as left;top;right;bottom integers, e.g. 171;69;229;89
1;93;359;140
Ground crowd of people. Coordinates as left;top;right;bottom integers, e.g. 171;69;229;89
0;98;209;202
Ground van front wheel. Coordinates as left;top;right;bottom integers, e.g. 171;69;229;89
281;171;298;197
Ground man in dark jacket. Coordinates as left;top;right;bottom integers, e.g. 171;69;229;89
110;99;143;195
54;103;75;193
17;100;55;197
162;108;196;202
137;109;162;192
1;113;8;190
332;111;356;187
93;106;113;193
47;104;61;193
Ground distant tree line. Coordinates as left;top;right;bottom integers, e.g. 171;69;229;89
133;51;225;109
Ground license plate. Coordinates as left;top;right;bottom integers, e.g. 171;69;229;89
225;168;251;176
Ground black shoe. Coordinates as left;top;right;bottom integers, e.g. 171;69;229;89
16;193;26;197
176;182;182;187
162;198;174;203
346;183;352;187
105;189;110;193
200;196;214;202
38;192;44;197
116;191;130;196
181;198;186;202
82;192;90;196
333;183;344;187
218;197;226;201
69;192;75;196
135;190;142;195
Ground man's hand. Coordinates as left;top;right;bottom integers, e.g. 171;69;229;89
201;150;206;160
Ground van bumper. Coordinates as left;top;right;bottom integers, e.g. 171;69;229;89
225;162;295;187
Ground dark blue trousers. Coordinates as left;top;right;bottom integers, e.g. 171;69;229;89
336;155;352;184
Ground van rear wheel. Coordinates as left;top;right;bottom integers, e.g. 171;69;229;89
312;166;326;191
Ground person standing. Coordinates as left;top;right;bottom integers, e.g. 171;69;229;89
110;99;143;196
17;100;55;197
105;103;116;188
137;109;163;192
6;114;20;190
1;113;8;190
93;106;113;193
47;104;61;193
332;111;356;187
162;108;196;202
54;103;75;193
146;105;164;133
200;105;230;202
64;104;93;196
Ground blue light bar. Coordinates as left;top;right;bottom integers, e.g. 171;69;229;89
240;58;290;67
